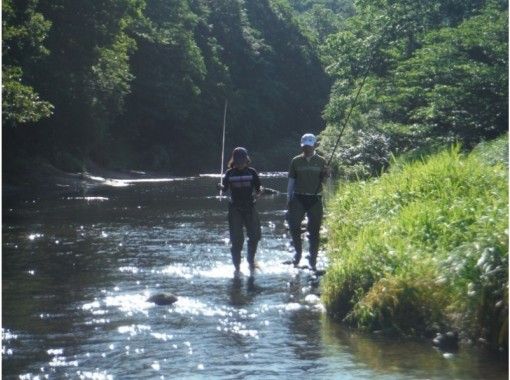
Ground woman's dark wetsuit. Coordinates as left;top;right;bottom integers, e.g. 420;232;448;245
222;167;261;272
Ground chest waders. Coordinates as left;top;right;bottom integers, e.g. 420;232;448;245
228;203;261;272
288;194;323;270
295;194;321;211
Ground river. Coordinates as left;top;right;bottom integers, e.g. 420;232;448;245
2;174;507;379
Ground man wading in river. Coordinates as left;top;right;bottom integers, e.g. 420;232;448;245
218;147;262;277
287;133;329;271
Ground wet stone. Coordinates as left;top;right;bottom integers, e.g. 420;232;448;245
146;292;178;306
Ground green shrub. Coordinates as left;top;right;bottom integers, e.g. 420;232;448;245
323;136;508;350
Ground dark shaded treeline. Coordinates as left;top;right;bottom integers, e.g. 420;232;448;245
3;0;508;181
3;0;331;178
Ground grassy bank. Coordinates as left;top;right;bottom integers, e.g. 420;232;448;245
322;136;508;351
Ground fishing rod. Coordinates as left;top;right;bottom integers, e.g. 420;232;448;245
219;99;228;199
325;66;372;168
311;18;403;198
325;19;400;168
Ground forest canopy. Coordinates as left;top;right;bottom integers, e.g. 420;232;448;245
3;0;330;175
2;0;508;178
319;0;508;178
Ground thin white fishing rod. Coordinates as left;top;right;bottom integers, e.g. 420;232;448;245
219;99;228;199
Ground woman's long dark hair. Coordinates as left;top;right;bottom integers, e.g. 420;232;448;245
227;147;251;169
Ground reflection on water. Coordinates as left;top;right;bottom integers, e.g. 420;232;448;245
3;174;508;379
321;317;509;379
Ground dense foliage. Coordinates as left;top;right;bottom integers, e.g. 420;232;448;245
2;0;330;176
2;0;53;126
288;0;354;42
323;136;508;351
3;0;506;178
319;0;508;178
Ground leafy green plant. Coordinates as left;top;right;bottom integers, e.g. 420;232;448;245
323;136;508;350
2;0;53;126
320;1;508;177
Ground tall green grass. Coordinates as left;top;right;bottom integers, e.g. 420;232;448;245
323;136;508;350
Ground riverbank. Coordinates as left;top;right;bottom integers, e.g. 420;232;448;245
322;136;508;352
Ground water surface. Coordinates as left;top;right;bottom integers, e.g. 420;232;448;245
3;174;507;379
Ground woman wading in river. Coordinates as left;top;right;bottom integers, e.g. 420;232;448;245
218;147;262;277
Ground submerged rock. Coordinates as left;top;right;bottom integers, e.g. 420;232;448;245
432;331;459;351
260;187;279;195
147;292;178;306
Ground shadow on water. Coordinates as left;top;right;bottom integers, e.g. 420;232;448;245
228;276;262;307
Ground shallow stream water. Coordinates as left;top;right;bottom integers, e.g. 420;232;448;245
2;174;507;379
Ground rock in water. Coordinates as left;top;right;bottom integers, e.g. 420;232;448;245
432;331;459;351
260;187;279;195
147;292;178;306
